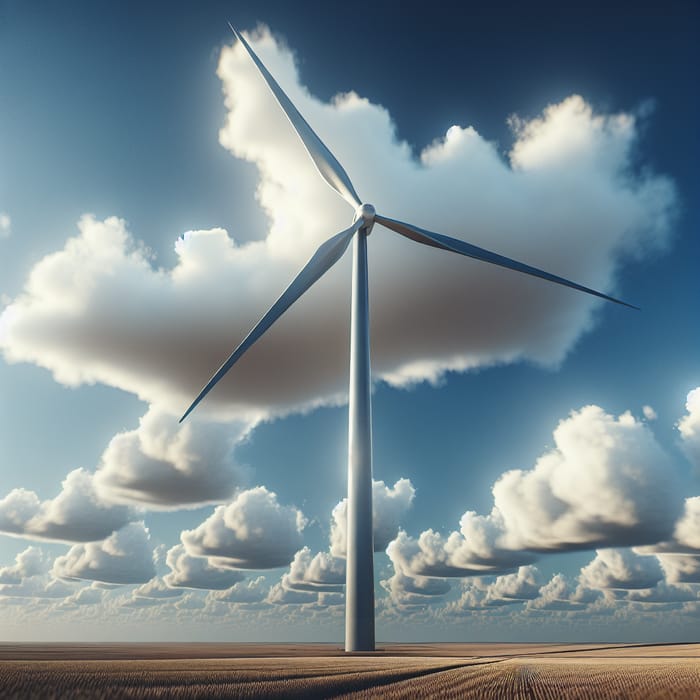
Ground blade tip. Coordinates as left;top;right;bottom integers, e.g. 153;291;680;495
179;404;196;423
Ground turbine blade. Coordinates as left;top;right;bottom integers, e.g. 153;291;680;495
228;23;362;209
375;214;639;310
180;220;362;422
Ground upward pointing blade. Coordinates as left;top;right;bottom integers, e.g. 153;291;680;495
229;23;362;210
180;220;362;423
375;214;639;310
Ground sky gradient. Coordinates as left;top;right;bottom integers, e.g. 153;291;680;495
0;0;699;642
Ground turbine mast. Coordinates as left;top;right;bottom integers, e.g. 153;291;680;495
345;226;375;651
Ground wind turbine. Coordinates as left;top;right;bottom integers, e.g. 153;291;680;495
180;24;637;652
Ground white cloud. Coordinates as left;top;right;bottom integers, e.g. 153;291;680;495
0;213;10;238
0;547;46;584
493;406;681;551
443;579;491;612
387;404;683;578
381;538;451;607
0;575;74;600
133;577;183;600
678;388;700;469
380;568;450;608
444;568;542;614
527;573;601;611
60;584;105;607
655;554;700;584
175;592;206;611
330;478;415;557
94;406;250;509
0;29;675;424
643;405;657;421
386;524;535;579
52;522;155;584
486;565;543;604
625;581;697;604
266;578;317;605
210;576;268;604
634;497;700;583
285;547;345;592
163;544;246;590
635;497;700;554
580;548;664;590
317;591;345;608
181;487;307;569
0;468;135;543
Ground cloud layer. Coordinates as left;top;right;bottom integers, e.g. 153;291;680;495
330;478;415;557
164;544;246;590
0;28;675;423
0;547;45;584
94;407;249;509
0;469;135;543
52;522;155;584
389;405;683;578
181;487;306;569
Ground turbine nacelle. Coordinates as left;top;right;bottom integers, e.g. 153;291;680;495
354;203;376;234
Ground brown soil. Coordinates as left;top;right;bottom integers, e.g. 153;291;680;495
0;642;697;698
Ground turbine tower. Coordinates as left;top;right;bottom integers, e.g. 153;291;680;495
180;25;636;652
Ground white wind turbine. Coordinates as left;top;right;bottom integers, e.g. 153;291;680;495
180;24;636;652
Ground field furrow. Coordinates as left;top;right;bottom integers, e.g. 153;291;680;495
1;643;698;699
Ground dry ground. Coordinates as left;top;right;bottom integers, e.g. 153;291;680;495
0;642;697;699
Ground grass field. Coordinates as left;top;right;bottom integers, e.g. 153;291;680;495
0;642;698;698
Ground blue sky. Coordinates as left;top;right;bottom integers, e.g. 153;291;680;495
0;0;699;642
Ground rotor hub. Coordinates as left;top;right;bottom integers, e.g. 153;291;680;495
354;203;376;233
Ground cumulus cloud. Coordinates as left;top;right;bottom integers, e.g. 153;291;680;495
330;478;415;557
493;406;681;551
0;28;675;423
0;469;135;543
181;487;306;569
443;579;491;612
635;497;700;555
527;573;601;611
643;405;657;421
266;578;317;605
580;549;664;590
678;388;700;469
486;565;543;604
0;546;46;584
387;524;535;579
625;581;697;604
381;568;450;608
0;213;10;238
210;576;268;604
52;522;156;584
634;497;700;583
133;577;183;600
381;545;451;608
284;547;345;593
387;405;682;578
163;544;246;590
60;584;105;607
0;575;74;600
655;555;700;585
444;567;542;614
175;592;206;611
94;406;250;509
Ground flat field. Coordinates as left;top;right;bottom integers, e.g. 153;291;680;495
0;642;698;699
